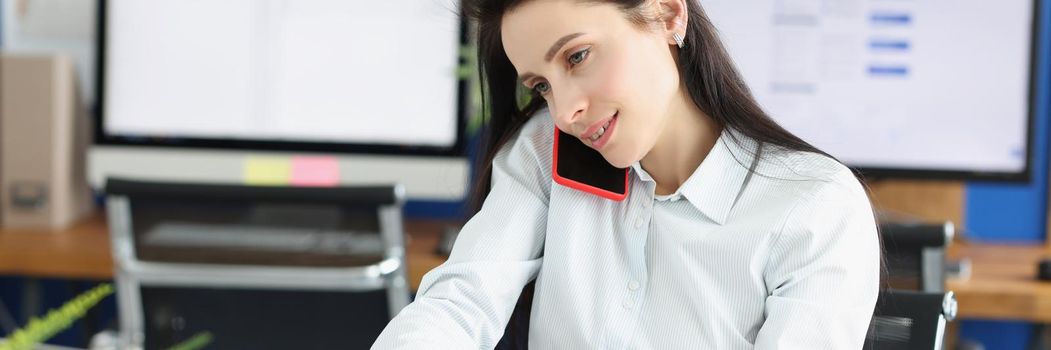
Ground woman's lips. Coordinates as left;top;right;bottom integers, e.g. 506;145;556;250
588;112;617;150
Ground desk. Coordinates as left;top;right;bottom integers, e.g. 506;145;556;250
0;212;453;291
5;214;1051;323
948;243;1051;323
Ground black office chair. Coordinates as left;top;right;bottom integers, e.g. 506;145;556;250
496;281;534;350
881;221;955;292
865;289;958;350
105;178;409;349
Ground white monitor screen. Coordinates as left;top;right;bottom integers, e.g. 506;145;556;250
702;0;1035;178
102;0;463;150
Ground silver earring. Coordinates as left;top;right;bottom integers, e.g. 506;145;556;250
672;32;685;48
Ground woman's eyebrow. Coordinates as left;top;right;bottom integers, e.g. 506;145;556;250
517;32;586;84
545;32;585;62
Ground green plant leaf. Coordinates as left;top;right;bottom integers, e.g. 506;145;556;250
167;331;214;350
0;284;114;350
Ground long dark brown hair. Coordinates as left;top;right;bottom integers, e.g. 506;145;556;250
463;0;835;212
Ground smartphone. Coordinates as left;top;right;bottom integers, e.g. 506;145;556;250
552;128;630;201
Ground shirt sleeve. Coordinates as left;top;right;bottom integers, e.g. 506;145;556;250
754;171;881;349
372;115;553;350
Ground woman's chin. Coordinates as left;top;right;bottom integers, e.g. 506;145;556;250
602;152;638;169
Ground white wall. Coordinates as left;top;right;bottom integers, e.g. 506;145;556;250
2;0;97;107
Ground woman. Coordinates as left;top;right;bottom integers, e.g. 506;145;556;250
374;0;880;348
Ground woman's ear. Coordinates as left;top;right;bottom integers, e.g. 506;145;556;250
656;0;688;47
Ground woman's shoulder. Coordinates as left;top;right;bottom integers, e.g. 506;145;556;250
490;108;555;191
498;108;554;165
516;108;556;154
734;138;874;236
738;137;867;204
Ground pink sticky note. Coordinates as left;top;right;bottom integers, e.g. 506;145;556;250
291;156;341;187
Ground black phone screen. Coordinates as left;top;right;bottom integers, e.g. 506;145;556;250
554;129;628;198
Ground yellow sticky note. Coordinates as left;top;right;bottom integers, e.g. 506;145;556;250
243;157;291;186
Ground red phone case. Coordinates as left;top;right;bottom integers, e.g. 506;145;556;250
552;128;630;201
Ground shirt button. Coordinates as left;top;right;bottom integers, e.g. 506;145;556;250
634;217;645;228
628;281;640;291
622;299;634;309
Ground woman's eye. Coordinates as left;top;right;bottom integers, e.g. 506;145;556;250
533;82;551;95
569;48;589;66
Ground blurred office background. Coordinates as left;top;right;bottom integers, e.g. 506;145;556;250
0;0;1049;348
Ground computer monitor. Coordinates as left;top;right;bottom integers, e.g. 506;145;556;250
90;0;470;200
702;0;1039;181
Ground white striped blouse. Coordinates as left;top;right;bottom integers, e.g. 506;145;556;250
373;109;880;349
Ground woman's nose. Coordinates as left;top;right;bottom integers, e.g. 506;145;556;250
551;85;588;134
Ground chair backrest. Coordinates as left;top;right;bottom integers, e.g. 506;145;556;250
105;178;409;349
880;221;954;292
865;289;958;350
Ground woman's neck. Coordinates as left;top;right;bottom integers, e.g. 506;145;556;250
640;91;722;196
